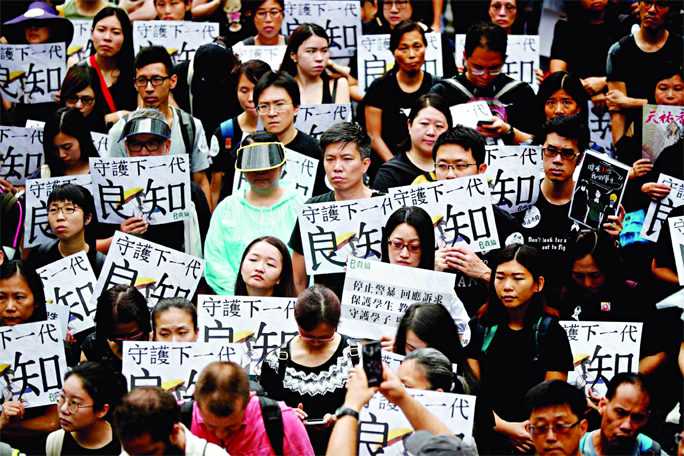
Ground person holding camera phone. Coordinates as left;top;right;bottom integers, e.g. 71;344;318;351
258;285;360;455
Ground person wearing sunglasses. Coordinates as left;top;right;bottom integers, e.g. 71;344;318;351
81;284;151;373
259;285;357;455
525;380;588;456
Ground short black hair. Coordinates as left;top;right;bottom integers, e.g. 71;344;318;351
253;71;300;108
605;373;649;403
66;362;127;421
526;380;587;420
536;114;589;154
294;285;341;332
114;387;180;444
94;284;151;341
47;183;96;223
464;21;507;59
134;45;173;77
236;60;272;85
319;122;372;160
151;298;198;333
432;125;486;165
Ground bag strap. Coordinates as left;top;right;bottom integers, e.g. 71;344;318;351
89;55;117;113
258;396;284;456
180;399;194;429
443;78;474;100
481;323;497;354
533;316;554;361
45;429;65;456
177;109;196;159
187;56;195;116
277;341;290;384
349;339;360;366
331;77;338;103
494;79;525;100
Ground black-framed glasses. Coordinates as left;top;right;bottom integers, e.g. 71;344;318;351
134;76;171;87
468;64;503;76
527;419;582;437
640;1;669;12
542;147;579;161
57;392;94;414
256;101;291;114
66;95;95;106
127;140;163;152
48;205;80;215
255;8;282;18
383;0;409;9
436;163;477;172
388;239;421;253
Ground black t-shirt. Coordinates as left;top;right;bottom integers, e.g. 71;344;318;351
464;314;573;423
289;190;385;299
285;130;329;197
548;281;649;323
373;152;424;193
40;430;122;456
364;72;437;157
26;240;105;278
429;73;538;138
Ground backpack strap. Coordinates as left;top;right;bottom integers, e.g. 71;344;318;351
443;78;474;100
348;339;360;366
187;55;195;116
180;399;195;429
331;77;338;103
480;323;497;354
177;109;196;159
277;341;290;384
259;396;284;456
533;316;554;361
494;79;525;100
45;429;65;456
220;118;235;152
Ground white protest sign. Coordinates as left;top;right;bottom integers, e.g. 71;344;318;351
668;216;684;286
0;321;67;409
295;104;352;141
340;258;456;340
0;43;66;104
588;101;612;153
232;147;318;198
92;231;206;310
197;295;299;373
45;303;69;341
641;174;684;242
91;132;109;156
359;390;476;455
449;101;493;129
0;126;43;185
24;174;92;248
122;341;250;400
90;155;192;225
388;176;501;252
357;33;442;92
25;119;45;129
133;21;219;63
67;20;94;61
298;195;390;275
561;321;642;397
232;44;287;71
484;145;542;214
455;34;539;91
642;104;684;162
283;0;361;58
37;252;98;335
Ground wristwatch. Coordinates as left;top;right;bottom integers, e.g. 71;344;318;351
335;406;360;420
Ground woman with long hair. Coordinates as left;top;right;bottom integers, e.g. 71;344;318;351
536;71;589;130
234;236;297;297
279;23;350;105
59;66;108;133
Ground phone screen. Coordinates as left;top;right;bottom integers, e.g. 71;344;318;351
362;341;383;387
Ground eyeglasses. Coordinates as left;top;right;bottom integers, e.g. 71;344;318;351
542;146;580;161
467;64;503;76
298;331;336;342
112;330;146;343
256;102;291;114
436;163;477;172
383;0;409;9
255;8;282;18
640;1;669;12
527;419;582;437
127;140;163;152
134;76;171;87
57;392;94;414
388;239;421;253
48;205;80;215
66;95;95;106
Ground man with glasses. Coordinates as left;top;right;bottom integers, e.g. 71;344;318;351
430;21;536;145
607;0;682;144
525;380;589;456
106;45;213;209
252;71;328;196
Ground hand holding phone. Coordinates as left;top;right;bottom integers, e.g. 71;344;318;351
477;119;494;127
362;341;383;387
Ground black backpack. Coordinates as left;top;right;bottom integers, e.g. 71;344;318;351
180;381;284;456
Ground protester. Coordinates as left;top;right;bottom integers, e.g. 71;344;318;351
46;362;127;455
186;361;314;454
279;24;350;104
240;0;287;46
536;71;589;130
382;205;435;270
260;285;357;454
152;298;199;342
25;183;106;277
154;0;192;20
58;0;118;20
465;244;573;454
397;347;454;391
2;2;74;45
373;93;451;193
234;236;297;297
488;0;518;34
204;132;305;295
59;66;108;132
115;387;228;455
525;380;589;456
289;122;381;298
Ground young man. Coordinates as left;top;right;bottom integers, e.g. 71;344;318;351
289;122;382;298
607;0;683;143
252;71;328;196
106;45;213;208
187;362;314;455
430;21;537;144
427;125;522;316
115;387;228;455
525;381;589;456
580;373;664;456
519;114;623;291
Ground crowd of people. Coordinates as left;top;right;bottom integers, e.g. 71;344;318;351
0;0;683;455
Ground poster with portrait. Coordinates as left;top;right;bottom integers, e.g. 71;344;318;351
642;104;684;162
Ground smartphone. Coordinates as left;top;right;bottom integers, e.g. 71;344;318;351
362;341;383;387
304;418;326;426
477;119;494;126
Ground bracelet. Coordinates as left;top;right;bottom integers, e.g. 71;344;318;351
503;124;515;142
